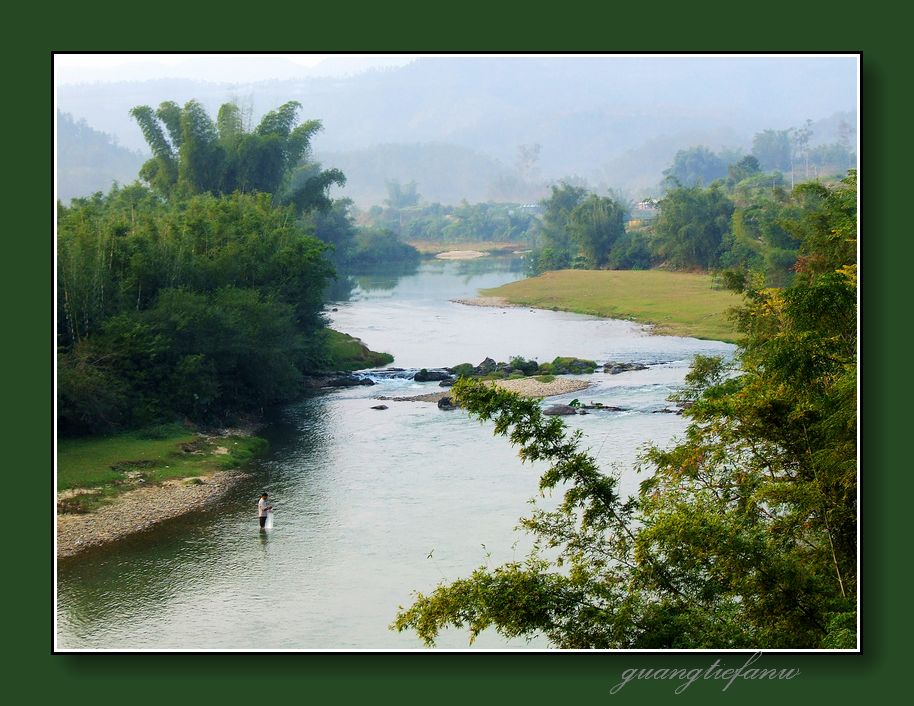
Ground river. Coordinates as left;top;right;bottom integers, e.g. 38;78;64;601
56;257;734;650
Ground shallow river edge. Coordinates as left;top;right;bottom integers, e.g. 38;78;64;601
56;377;593;559
57;469;250;559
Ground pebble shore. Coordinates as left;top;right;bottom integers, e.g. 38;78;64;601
57;470;247;559
379;376;591;403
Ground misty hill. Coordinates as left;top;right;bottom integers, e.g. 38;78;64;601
56;57;856;203
318;142;548;206
57;111;147;203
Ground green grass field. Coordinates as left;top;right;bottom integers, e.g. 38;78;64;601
57;424;266;512
481;270;743;343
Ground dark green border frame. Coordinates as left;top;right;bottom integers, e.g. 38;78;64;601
13;1;906;702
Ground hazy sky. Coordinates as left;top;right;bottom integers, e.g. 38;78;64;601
55;52;858;86
54;53;420;85
55;53;858;203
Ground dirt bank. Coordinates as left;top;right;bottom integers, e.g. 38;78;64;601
57;470;247;559
435;250;487;260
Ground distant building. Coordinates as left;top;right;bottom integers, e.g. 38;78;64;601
636;198;659;211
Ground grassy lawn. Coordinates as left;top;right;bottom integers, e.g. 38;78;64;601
57;423;266;512
481;270;743;343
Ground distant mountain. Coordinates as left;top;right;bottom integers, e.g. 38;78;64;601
56;57;857;202
56;111;147;203
594;127;746;199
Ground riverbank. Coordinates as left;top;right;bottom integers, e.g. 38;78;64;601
57;425;266;558
57;470;248;558
408;241;524;257
379;375;591;403
435;250;486;260
452;296;520;308
321;329;394;371
478;270;742;343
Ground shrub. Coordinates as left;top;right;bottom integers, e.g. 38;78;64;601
509;356;539;376
450;363;476;377
551;357;597;374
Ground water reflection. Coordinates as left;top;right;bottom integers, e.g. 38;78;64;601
450;255;526;278
341;256;524;298
324;274;357;302
346;261;421;293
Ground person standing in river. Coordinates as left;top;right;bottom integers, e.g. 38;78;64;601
257;493;273;529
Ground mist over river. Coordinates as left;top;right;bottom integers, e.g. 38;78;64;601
57;257;734;649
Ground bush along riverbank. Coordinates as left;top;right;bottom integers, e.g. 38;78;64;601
56;326;392;556
57;423;268;557
319;329;394;372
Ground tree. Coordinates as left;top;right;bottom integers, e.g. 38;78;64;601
130;105;179;195
307;197;358;265
727;155;761;184
837;119;856;162
607;231;653;270
394;172;856;648
284;161;346;214
384;179;420;210
535;182;588;271
792;119;814;180
653;184;734;270
56;185;337;432
787;170;857;278
568;194;626;268
347;227;420;268
662;146;728;187
807;143;855;174
752;130;792;172
130;100;340;206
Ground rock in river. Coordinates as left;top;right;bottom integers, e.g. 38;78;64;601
603;362;649;375
414;369;453;382
543;404;579;416
476;357;498;375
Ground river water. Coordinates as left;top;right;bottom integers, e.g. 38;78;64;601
56;258;734;650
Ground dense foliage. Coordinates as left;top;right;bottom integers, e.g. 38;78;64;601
57;186;334;434
662;146;729;186
58;99;423;436
652;184;734;270
361;197;539;245
527;164;852;285
347;228;422;268
568;194;626;269
394;172;857;648
525;117;854;279
130;99;345;209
